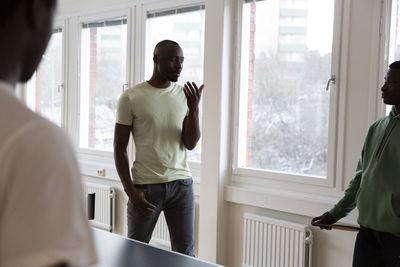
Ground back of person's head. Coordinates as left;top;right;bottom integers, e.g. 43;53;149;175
0;0;56;25
0;0;57;83
389;61;400;70
0;0;22;26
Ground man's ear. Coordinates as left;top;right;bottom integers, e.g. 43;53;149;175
153;55;159;63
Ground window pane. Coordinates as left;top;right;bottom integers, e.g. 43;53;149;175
79;18;127;151
387;0;400;114
238;0;334;177
26;30;63;127
145;8;205;162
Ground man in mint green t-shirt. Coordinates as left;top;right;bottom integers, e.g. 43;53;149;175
311;61;400;267
114;40;203;256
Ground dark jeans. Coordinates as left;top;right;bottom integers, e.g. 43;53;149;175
353;226;400;267
127;178;195;256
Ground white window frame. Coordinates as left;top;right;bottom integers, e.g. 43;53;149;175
74;7;133;180
231;0;349;190
58;17;70;133
374;0;397;121
57;19;68;129
22;18;67;129
140;0;206;183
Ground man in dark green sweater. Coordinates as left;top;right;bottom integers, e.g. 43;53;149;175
311;61;400;267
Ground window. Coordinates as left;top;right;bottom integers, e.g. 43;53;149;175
26;28;64;127
79;17;128;151
386;0;400;114
236;0;336;178
144;5;205;162
388;0;400;63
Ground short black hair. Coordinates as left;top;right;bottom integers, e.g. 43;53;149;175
154;40;180;55
389;61;400;70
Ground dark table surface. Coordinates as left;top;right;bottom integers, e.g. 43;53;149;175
92;229;224;267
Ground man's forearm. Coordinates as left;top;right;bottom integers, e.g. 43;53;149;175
329;170;362;220
182;109;200;150
114;147;134;195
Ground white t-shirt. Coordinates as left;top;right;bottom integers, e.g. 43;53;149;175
0;81;97;267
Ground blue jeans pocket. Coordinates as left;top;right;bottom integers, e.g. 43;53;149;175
179;178;193;185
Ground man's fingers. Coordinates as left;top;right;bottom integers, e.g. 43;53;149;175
140;195;156;210
132;188;156;213
184;84;193;98
191;82;198;90
184;82;204;104
186;82;196;95
311;216;322;224
135;201;156;214
185;82;193;90
143;198;156;209
183;86;189;97
144;207;155;213
191;82;201;98
185;83;200;102
139;207;153;214
199;84;204;94
311;219;333;230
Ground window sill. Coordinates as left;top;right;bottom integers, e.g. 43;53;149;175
232;167;333;187
78;152;120;181
225;184;358;226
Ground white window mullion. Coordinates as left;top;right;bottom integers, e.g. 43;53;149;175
66;16;82;148
59;19;68;131
380;0;400;116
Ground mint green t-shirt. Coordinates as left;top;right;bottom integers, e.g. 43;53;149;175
116;81;191;184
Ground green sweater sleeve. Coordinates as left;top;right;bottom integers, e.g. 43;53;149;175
329;153;363;221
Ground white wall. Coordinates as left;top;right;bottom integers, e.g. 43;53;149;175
57;0;386;266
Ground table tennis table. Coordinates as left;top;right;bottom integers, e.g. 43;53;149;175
92;229;224;267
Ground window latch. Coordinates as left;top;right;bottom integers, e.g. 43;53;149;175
57;83;64;93
122;83;128;92
326;75;336;91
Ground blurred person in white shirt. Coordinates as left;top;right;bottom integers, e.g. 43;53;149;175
0;1;98;266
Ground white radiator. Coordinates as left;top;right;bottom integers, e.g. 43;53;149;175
83;182;115;232
150;211;171;249
150;203;199;251
242;213;313;267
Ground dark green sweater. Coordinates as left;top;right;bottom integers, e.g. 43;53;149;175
330;107;400;235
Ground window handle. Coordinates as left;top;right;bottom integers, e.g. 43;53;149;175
57;83;64;93
122;83;128;92
326;75;336;91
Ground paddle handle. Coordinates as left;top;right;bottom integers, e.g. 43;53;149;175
331;224;359;232
311;222;360;232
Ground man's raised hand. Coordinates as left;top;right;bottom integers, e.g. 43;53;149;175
183;82;204;111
